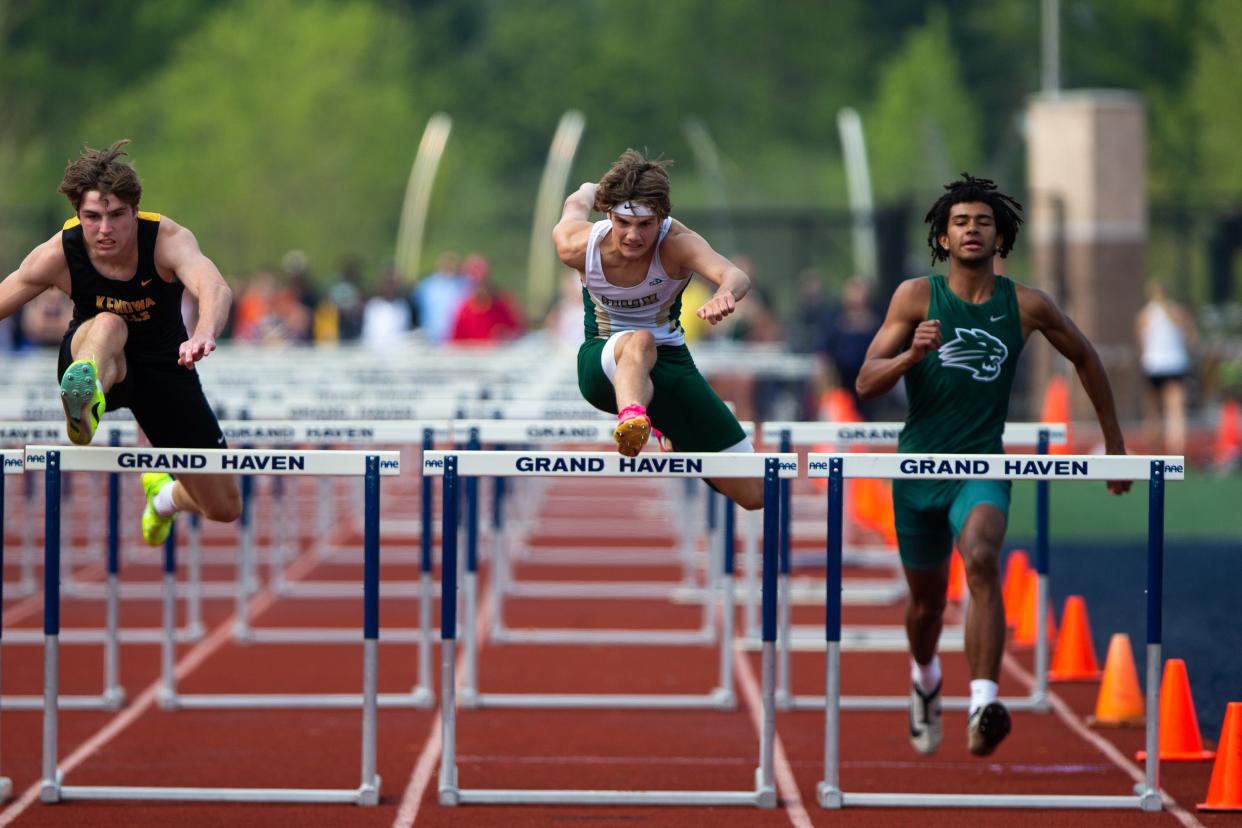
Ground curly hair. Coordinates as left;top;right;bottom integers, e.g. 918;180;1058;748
594;148;672;218
58;139;142;212
924;172;1023;263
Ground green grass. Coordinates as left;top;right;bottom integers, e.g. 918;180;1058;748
1007;470;1242;541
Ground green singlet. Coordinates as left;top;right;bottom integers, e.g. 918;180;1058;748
893;274;1025;569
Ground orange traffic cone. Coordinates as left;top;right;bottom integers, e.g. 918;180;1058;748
1216;399;1242;471
1136;659;1215;761
1199;702;1242;811
947;548;966;603
1013;570;1056;648
1090;633;1145;727
1049;596;1102;681
1002;550;1030;628
822;387;862;424
1041;374;1073;454
811;388;863;493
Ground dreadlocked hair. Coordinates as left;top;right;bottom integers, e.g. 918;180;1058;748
924;172;1023;263
594;148;673;218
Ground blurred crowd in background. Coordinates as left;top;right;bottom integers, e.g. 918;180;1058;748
2;248;1233;469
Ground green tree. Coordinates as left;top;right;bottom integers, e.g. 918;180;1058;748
81;0;424;281
866;8;984;202
1188;0;1242;197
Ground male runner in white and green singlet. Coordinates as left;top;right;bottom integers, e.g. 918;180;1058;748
553;149;763;509
856;174;1131;757
0;140;241;545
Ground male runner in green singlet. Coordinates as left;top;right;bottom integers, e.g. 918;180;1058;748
553;149;763;509
856;174;1130;757
0;140;241;545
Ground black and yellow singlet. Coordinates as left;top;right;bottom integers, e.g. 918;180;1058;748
62;211;187;365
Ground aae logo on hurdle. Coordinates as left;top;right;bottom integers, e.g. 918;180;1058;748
805;452;1185;481
23;446;402;476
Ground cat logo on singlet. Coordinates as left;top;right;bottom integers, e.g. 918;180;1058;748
938;328;1009;382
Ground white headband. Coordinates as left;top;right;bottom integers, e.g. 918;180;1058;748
609;200;656;218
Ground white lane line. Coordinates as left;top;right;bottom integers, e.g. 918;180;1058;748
735;639;814;828
0;549;319;827
392;579;493;828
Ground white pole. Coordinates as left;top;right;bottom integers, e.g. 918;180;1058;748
683;117;737;255
395;113;453;283
526;110;585;317
836;107;878;282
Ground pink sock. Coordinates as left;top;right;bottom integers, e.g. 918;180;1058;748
617;403;649;424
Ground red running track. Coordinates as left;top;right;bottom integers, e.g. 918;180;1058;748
1;475;1237;827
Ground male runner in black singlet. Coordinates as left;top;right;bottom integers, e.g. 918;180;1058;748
0;140;241;544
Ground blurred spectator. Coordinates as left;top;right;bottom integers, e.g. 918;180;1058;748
677;278;715;343
449;255;523;343
543;268;585;348
233;270;310;345
789;268;832;353
815;275;885;419
720;255;783;344
1136;279;1197;454
361;266;413;349
281;249;320;325
412;251;469;345
322;256;366;342
17;287;73;347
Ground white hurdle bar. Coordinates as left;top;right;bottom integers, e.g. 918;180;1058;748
763;421;1067;712
426;450;792;807
28;445;399;806
809;452;1184;811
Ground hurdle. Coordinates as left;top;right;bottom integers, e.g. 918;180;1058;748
28;445;398;805
452;419;749;648
1;433;135;713
427;449;791;806
810;452;1183;811
442;450;767;710
763;421;1066;712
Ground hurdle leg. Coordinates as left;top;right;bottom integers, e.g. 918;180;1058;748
156;526;179;709
438;457;461;805
715;498;737;706
102;465;124;707
186;514;205;638
21;474;36;595
460;474;479;706
754;457;780;808
775;472;793;708
315;475;332;559
417;447;435;700
1030;467;1051;710
1139;460;1166;811
743;508;760;640
40;451;63;803
817;458;845;808
357;457;382;805
233;476;254;641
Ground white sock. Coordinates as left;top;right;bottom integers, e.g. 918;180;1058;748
153;481;178;517
969;679;999;715
911;655;941;693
